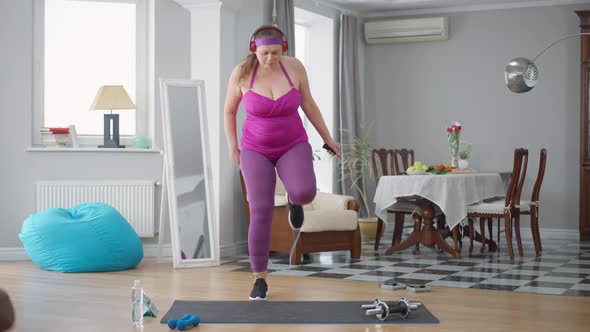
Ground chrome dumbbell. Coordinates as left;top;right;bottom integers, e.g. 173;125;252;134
361;297;422;321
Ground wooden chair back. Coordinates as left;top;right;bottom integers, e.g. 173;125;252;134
503;148;525;208
393;149;415;175
513;148;529;206
371;148;395;185
531;148;547;202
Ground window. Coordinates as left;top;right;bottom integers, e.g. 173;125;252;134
294;23;308;126
33;0;153;147
294;24;307;66
294;8;335;193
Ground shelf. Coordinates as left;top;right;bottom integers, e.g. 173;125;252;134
26;146;162;153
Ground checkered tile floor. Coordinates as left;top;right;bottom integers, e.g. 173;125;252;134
224;230;590;297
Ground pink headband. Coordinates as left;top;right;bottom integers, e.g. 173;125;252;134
255;37;283;47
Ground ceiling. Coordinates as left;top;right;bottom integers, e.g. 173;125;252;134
322;0;590;15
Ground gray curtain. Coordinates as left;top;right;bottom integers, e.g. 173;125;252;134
275;0;295;57
336;15;362;205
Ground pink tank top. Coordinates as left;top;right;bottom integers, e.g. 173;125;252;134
241;61;308;160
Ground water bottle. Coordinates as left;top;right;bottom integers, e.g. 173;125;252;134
131;280;143;326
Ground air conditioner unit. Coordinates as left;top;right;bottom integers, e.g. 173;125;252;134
364;17;449;44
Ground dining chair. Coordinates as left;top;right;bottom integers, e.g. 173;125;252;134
371;148;422;252
465;148;527;259
515;148;547;256
392;148;415;175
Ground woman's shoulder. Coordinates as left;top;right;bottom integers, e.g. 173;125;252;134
231;59;252;86
234;59;249;73
281;56;305;72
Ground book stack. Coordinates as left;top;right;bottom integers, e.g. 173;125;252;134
40;127;72;147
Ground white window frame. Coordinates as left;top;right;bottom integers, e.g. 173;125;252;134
295;7;335;193
295;22;311;128
32;0;155;148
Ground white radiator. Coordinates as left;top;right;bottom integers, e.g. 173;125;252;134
36;180;156;237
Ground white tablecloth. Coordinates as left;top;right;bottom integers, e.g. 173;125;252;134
373;173;505;229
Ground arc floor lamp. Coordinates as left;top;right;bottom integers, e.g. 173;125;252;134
504;10;590;240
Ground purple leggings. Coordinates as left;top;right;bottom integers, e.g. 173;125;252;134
240;141;317;272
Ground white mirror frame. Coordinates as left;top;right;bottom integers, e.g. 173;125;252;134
159;78;219;268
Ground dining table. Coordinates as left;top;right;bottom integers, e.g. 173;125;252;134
373;172;506;257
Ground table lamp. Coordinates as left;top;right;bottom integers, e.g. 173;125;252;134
90;85;135;148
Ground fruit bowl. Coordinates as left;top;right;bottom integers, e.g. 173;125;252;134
406;170;429;175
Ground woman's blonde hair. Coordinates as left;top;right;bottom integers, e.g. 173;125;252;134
238;27;283;82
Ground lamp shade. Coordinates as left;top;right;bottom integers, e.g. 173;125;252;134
90;85;136;110
505;57;538;93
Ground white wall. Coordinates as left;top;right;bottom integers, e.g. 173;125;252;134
0;0;190;250
364;4;590;229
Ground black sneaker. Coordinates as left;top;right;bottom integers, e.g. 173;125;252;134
249;278;268;301
287;194;304;230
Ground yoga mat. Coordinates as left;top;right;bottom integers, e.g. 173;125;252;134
161;300;439;324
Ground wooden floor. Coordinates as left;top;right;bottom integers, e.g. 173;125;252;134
2;258;590;332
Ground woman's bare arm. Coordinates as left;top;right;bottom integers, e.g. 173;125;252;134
294;58;340;155
224;65;244;165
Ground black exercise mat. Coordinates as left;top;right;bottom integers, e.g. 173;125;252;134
160;300;439;324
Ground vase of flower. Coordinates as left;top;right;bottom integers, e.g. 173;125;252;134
458;159;469;169
447;122;462;168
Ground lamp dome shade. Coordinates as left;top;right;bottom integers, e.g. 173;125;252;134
505;57;538;93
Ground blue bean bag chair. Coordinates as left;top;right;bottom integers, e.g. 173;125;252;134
19;202;143;272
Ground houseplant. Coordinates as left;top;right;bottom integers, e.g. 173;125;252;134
458;142;472;169
338;128;383;240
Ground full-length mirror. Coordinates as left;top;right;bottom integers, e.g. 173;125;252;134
160;79;219;268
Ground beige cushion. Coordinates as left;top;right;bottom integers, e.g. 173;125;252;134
272;184;359;232
467;199;508;214
274;195;288;207
304;192;353;211
275;176;286;195
301;209;358;232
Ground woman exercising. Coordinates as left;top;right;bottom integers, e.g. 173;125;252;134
223;25;339;300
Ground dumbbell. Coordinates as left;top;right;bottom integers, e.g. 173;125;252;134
361;297;422;321
168;314;192;329
176;315;200;331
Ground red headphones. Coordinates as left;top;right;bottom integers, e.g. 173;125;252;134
249;25;288;53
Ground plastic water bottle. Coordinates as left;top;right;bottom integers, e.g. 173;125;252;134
131;280;144;326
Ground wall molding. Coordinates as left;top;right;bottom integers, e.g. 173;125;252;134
0;244;174;261
357;0;590;18
143;244;173;258
0;248;30;261
0;241;248;261
174;0;221;12
1;228;577;261
312;0;359;16
220;240;248;258
520;227;579;239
